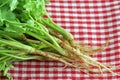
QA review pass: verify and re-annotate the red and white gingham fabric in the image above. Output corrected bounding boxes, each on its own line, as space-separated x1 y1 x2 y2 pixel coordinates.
0 0 120 80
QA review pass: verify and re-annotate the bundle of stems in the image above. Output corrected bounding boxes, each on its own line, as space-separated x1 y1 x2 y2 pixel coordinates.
0 0 116 79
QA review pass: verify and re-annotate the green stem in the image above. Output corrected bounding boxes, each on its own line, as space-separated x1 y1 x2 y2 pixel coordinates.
41 17 73 41
0 53 38 60
0 50 20 53
0 56 8 61
28 13 61 48
26 31 66 55
36 22 60 47
0 57 11 64
0 39 34 53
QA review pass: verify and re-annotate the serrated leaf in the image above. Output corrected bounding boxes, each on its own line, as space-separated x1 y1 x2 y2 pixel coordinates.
23 0 47 19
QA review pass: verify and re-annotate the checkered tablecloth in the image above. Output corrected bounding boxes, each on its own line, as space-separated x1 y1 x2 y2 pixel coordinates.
0 0 120 80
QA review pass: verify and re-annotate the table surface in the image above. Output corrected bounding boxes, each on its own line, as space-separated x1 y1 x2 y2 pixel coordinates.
0 0 120 80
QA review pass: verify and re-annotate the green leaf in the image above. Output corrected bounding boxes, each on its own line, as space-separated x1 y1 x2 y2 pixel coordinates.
0 6 16 21
9 0 19 11
0 0 9 7
23 0 33 12
23 0 47 19
4 22 26 36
